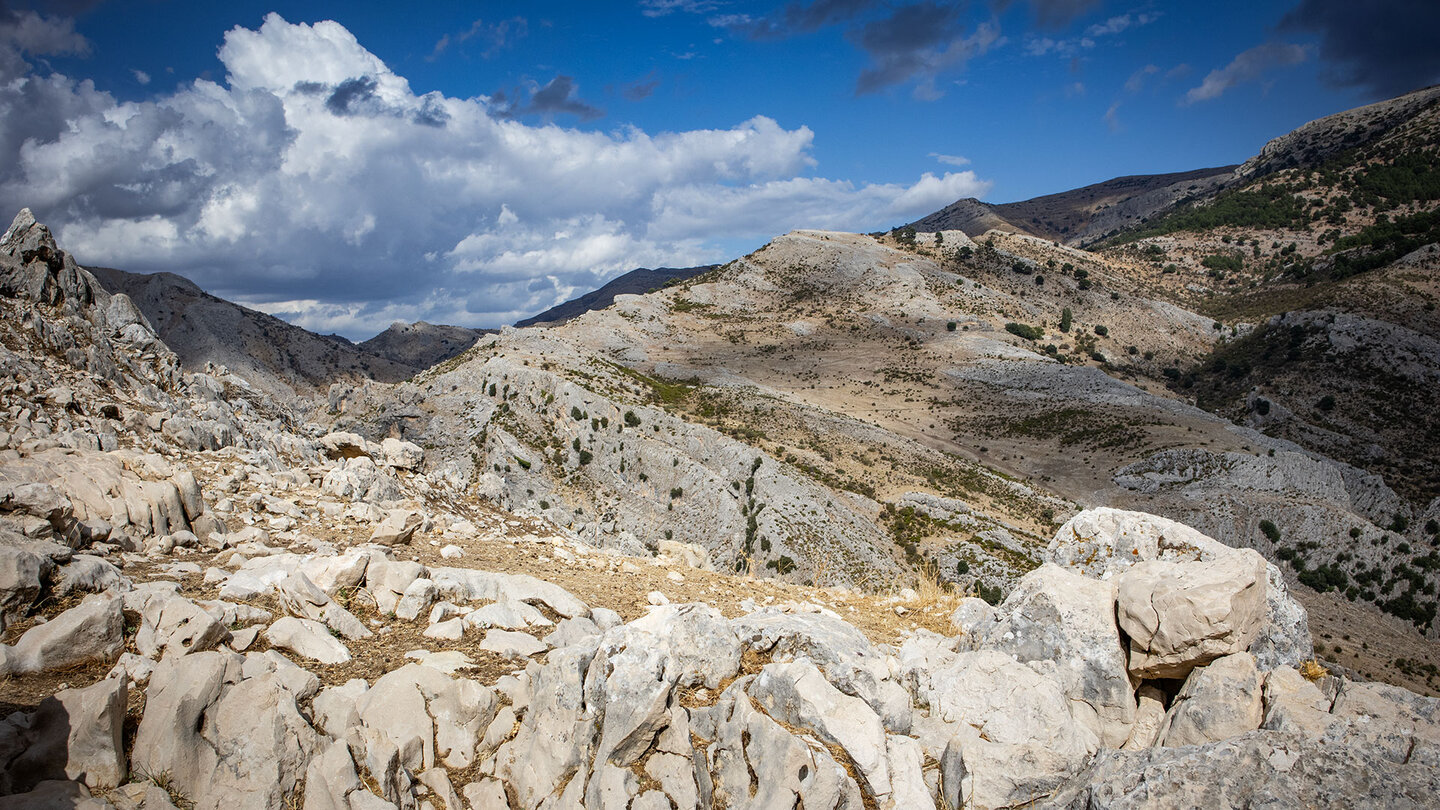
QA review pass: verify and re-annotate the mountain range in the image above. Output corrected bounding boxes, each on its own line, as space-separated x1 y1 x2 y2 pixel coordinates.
0 83 1438 809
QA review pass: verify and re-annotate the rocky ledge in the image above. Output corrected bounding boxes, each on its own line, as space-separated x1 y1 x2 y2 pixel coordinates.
2 501 1437 810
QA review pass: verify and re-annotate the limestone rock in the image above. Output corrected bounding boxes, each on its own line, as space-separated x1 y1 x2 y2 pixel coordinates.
749 659 891 800
1048 507 1312 670
380 438 425 470
479 629 546 658
983 563 1134 746
429 566 589 618
1043 729 1440 809
733 604 910 733
1116 551 1267 679
7 675 127 791
265 616 351 664
702 678 864 810
0 545 47 628
1157 652 1264 747
1 592 124 675
371 508 423 546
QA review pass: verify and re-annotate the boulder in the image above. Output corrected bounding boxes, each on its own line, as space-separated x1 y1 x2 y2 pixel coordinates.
7 675 127 790
0 545 47 628
1157 652 1264 747
0 592 124 675
748 659 892 800
732 603 910 733
380 438 425 470
982 564 1135 746
357 663 498 772
479 629 547 658
319 432 372 460
701 678 864 810
132 651 321 810
1116 551 1267 679
1048 507 1312 670
265 617 351 664
430 567 589 618
495 639 601 809
370 509 423 546
1261 666 1336 739
1043 729 1440 809
131 594 229 659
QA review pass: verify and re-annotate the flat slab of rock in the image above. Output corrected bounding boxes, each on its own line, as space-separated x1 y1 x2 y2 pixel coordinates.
265 616 351 664
479 629 547 658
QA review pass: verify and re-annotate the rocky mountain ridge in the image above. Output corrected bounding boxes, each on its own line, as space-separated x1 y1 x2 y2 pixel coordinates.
1 194 1439 808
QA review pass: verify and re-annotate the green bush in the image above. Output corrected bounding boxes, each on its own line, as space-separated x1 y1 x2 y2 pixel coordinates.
1005 322 1044 341
670 486 684 499
624 410 641 427
1093 324 1108 337
577 450 593 465
1059 307 1072 333
946 321 957 332
1201 253 1244 274
1259 519 1281 543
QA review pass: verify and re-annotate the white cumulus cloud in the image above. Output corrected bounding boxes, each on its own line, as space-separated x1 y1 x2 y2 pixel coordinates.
0 13 989 338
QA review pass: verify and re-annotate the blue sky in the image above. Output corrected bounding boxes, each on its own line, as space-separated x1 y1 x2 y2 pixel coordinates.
1 1 1436 338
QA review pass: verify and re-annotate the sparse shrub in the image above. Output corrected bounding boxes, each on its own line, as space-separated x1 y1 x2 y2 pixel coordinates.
1317 394 1336 411
539 500 550 510
946 321 957 332
624 410 641 427
1259 519 1281 543
1254 398 1271 416
670 486 684 499
1391 514 1410 533
514 456 531 470
578 450 593 465
570 405 584 420
956 559 970 575
1093 324 1108 337
1059 307 1072 333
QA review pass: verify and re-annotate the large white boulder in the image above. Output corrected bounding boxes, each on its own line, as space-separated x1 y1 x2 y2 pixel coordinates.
983 564 1135 746
1116 551 1267 679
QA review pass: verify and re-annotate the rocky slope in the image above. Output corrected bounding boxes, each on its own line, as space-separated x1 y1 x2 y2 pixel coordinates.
1 211 1440 808
359 321 490 370
515 265 715 327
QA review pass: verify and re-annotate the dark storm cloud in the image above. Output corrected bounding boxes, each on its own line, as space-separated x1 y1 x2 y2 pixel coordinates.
725 0 881 39
325 76 379 116
1280 0 1440 100
494 75 604 121
994 0 1099 29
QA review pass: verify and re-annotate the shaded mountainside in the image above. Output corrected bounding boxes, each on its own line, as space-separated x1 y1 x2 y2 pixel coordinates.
515 265 715 327
909 166 1235 246
88 265 420 398
358 320 491 369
